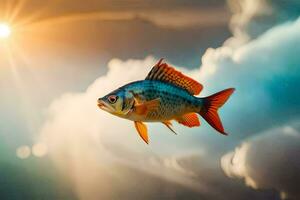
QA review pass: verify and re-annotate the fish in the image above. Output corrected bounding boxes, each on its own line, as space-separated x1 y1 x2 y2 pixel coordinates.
97 59 235 144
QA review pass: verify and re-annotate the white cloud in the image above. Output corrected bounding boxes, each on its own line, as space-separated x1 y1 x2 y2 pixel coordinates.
196 17 300 138
36 54 272 199
190 9 300 200
37 56 215 199
221 121 300 200
204 14 300 199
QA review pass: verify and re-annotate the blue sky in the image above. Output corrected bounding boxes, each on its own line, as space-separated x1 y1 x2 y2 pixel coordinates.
0 0 300 199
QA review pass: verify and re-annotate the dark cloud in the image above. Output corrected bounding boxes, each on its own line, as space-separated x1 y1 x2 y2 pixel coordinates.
228 0 300 45
0 0 228 16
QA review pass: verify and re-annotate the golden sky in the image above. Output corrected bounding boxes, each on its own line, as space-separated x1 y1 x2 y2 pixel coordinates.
0 0 300 200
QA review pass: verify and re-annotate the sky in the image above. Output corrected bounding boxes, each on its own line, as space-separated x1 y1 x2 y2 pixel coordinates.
0 0 300 199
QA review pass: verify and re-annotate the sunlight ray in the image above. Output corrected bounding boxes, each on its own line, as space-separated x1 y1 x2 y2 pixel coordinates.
10 39 42 84
4 0 13 20
7 0 27 23
4 42 22 89
5 40 40 135
11 10 44 31
24 11 134 29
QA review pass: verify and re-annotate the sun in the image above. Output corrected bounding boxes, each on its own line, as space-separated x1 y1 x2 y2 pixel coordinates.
0 23 11 38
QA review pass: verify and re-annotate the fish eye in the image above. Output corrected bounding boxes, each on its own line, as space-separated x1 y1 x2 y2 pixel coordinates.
107 95 118 104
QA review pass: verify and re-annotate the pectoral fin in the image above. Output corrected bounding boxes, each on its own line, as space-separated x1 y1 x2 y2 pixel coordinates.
162 121 177 135
134 121 149 144
134 98 160 115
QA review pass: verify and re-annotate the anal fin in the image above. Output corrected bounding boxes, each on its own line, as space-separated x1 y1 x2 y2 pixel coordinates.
176 113 200 128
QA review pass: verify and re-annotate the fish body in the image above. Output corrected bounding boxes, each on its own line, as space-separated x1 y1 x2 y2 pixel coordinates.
114 80 201 122
97 59 235 144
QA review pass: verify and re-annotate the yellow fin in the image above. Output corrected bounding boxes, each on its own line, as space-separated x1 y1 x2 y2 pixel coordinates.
162 121 177 135
145 58 203 95
134 98 160 115
134 121 149 144
175 113 200 127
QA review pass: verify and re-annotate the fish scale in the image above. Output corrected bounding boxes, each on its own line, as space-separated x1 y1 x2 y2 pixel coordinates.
120 80 199 121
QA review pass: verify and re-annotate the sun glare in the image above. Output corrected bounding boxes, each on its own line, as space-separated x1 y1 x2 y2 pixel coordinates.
0 23 11 38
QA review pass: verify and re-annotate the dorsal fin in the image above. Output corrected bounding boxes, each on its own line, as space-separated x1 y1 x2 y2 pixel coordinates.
145 58 203 95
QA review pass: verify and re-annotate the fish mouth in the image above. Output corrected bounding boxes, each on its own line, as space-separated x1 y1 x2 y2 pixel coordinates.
97 102 105 108
97 100 114 112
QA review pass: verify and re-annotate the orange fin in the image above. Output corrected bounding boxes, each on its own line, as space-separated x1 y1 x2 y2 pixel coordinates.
199 88 235 135
145 58 203 95
134 121 149 144
134 98 160 115
162 121 177 135
175 113 200 127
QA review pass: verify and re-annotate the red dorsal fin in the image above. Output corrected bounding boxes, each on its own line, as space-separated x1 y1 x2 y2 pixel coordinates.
175 113 200 127
146 59 203 95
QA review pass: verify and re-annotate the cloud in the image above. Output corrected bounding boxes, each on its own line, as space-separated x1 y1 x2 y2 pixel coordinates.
175 6 300 199
36 57 217 199
196 17 300 137
27 9 229 29
221 121 300 200
212 5 300 198
6 0 229 29
226 0 300 46
35 1 300 199
36 55 274 200
227 0 273 46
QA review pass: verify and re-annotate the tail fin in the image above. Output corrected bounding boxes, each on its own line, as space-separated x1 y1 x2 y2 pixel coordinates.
199 88 235 135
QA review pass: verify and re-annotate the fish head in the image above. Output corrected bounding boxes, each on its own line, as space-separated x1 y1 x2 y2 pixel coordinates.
97 89 134 116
